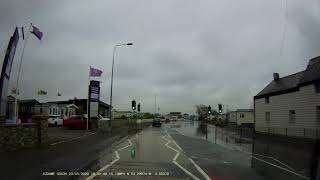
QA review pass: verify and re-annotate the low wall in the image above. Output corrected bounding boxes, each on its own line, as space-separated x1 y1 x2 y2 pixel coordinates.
0 124 38 151
0 115 48 151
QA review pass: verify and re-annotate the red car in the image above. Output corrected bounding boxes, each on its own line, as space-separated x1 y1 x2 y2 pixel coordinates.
63 115 90 129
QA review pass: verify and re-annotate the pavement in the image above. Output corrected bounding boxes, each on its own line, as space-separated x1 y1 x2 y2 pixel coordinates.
0 120 313 180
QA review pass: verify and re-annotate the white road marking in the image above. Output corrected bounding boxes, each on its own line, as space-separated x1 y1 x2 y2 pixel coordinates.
85 139 133 180
236 147 295 171
173 161 201 180
50 132 96 146
251 156 308 180
163 134 200 180
189 158 212 180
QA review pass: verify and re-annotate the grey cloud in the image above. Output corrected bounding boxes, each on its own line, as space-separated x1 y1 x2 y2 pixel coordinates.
1 0 320 114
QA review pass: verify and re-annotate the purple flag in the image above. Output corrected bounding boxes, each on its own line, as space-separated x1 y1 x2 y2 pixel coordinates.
90 67 103 77
31 25 43 40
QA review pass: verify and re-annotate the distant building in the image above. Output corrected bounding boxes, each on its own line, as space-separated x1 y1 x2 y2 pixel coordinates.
209 114 226 121
47 98 111 118
228 109 254 127
113 111 134 118
170 112 181 116
46 103 78 120
254 56 320 138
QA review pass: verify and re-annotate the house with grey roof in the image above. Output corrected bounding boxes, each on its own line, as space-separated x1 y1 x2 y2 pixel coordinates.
228 109 254 127
254 56 320 139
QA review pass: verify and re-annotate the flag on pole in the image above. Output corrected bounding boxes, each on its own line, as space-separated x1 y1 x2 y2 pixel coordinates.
90 67 103 77
31 25 43 40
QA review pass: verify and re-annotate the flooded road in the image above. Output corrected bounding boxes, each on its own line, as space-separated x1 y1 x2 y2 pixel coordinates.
79 120 311 180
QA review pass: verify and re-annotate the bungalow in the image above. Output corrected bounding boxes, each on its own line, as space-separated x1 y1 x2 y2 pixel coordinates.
47 98 111 118
113 110 134 119
254 56 320 139
228 109 254 127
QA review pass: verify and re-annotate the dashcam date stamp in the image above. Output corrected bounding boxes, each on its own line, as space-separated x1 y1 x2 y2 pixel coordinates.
42 171 169 176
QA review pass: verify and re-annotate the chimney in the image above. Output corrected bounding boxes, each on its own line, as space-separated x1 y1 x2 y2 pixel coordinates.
273 73 280 81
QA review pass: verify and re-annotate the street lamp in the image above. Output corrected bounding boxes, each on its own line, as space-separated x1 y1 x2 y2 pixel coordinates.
109 42 133 129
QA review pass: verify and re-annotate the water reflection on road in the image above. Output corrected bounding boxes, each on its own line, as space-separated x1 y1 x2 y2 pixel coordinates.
167 120 253 152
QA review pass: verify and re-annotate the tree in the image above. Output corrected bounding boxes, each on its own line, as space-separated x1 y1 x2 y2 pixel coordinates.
196 104 218 121
196 104 208 121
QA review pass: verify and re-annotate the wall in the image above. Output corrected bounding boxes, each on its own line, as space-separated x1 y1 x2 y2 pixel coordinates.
0 115 48 151
236 111 254 125
255 84 320 137
0 124 38 151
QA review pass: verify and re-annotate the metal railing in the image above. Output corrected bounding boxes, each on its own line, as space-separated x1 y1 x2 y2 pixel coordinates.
255 127 320 139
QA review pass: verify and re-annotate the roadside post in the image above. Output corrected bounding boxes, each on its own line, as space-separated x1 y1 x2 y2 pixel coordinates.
215 126 217 144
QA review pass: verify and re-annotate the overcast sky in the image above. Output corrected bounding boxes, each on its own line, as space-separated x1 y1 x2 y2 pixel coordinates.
0 0 320 114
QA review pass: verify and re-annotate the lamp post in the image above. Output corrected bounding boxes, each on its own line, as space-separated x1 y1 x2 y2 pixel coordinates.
109 43 133 130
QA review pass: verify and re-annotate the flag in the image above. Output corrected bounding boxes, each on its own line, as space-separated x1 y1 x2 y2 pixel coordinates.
31 25 43 40
37 90 47 95
90 67 103 77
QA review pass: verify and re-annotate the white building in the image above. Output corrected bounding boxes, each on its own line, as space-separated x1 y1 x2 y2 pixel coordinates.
46 103 78 120
228 109 254 127
254 56 320 139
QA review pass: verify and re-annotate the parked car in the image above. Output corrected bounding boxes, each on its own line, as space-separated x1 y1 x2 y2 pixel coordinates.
152 118 162 127
165 118 170 123
48 116 63 126
63 115 90 129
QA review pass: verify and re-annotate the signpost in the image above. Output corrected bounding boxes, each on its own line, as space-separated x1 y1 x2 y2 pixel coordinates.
88 80 100 129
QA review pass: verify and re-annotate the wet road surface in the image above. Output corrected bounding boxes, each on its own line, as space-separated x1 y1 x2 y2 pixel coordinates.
85 125 204 180
82 120 310 180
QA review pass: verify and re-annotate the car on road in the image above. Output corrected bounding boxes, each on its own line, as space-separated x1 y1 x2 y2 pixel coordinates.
48 116 63 126
63 115 90 129
165 118 170 123
152 118 162 127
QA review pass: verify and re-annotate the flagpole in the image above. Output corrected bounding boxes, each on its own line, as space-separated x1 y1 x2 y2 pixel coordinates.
87 66 90 130
14 23 32 119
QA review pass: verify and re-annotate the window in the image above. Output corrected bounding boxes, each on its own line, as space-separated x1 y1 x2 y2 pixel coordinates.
265 112 270 123
289 110 296 123
265 97 270 104
61 109 64 116
49 108 52 114
315 82 320 93
40 108 42 113
240 113 245 118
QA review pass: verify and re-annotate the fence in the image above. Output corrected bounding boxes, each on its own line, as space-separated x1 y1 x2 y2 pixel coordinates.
255 127 320 139
203 125 319 153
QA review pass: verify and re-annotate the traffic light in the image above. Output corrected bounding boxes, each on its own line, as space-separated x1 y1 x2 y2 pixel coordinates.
132 100 136 110
208 105 211 114
218 103 222 114
137 103 141 112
